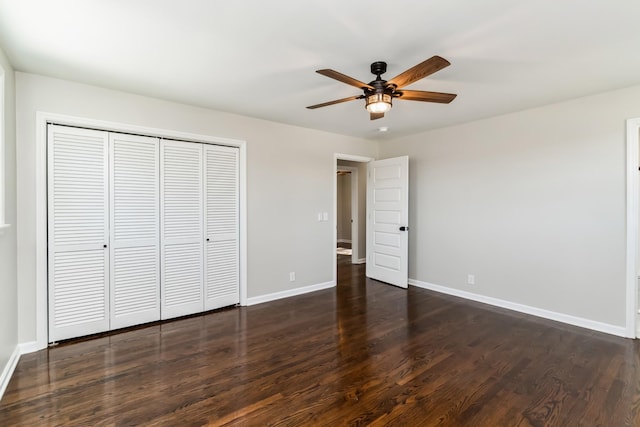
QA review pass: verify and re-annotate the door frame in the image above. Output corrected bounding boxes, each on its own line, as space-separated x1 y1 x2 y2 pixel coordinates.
33 111 247 351
625 117 640 338
334 154 374 286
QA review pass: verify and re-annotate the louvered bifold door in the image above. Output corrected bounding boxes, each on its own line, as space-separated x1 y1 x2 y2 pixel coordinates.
48 125 110 342
160 140 204 319
109 133 160 329
204 145 240 310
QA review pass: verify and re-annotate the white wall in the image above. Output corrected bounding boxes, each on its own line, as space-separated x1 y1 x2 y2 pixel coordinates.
379 84 640 328
14 71 640 347
0 46 17 395
15 72 376 344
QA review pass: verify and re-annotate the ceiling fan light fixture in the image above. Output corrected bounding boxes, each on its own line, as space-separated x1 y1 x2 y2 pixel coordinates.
307 56 456 120
365 93 392 113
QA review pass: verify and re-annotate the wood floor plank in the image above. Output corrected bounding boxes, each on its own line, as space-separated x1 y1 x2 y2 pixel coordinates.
2 255 640 425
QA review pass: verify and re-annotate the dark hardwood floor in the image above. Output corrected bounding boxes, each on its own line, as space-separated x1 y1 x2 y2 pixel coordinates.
2 255 640 426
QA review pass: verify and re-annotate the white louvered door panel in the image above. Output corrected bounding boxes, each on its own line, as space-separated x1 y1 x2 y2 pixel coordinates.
48 125 110 342
204 145 240 310
160 140 204 319
109 133 160 329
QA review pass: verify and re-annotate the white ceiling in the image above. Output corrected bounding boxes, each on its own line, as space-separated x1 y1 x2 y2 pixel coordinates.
1 0 640 140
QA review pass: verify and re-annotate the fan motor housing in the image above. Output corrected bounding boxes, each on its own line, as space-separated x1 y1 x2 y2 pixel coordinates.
365 78 392 97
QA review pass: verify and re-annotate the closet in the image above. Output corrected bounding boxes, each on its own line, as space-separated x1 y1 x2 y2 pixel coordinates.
47 125 239 342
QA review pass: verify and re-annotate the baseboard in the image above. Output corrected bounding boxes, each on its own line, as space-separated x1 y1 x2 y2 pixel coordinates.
19 341 41 355
337 239 352 244
355 258 366 264
246 281 335 306
0 345 20 401
409 279 628 338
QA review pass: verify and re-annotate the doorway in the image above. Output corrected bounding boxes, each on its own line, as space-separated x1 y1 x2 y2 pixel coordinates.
334 154 373 286
336 166 357 264
334 154 410 289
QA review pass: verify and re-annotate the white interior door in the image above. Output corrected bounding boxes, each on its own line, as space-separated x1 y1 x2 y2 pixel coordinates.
204 144 240 310
366 156 409 288
48 125 110 341
109 133 160 329
160 140 204 319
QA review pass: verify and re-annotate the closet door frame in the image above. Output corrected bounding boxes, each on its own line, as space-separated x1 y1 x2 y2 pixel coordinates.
36 112 247 349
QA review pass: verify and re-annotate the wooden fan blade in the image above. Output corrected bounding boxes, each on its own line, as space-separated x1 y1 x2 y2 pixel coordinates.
387 56 450 89
306 95 363 109
370 112 384 120
316 69 374 90
397 90 457 104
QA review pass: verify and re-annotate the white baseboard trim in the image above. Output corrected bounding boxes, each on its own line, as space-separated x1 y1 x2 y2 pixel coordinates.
354 258 366 264
0 345 20 401
246 281 335 306
337 239 352 244
19 341 41 355
409 279 628 338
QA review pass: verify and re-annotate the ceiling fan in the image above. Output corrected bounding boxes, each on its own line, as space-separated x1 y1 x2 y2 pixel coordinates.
307 55 456 120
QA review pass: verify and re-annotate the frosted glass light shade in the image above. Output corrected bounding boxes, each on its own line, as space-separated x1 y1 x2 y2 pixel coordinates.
365 93 392 113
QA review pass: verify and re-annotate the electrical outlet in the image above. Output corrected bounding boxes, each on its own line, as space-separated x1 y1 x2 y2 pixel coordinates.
289 272 296 282
467 274 475 285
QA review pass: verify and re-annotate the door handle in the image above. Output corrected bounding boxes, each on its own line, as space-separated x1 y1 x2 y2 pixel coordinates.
399 226 409 231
